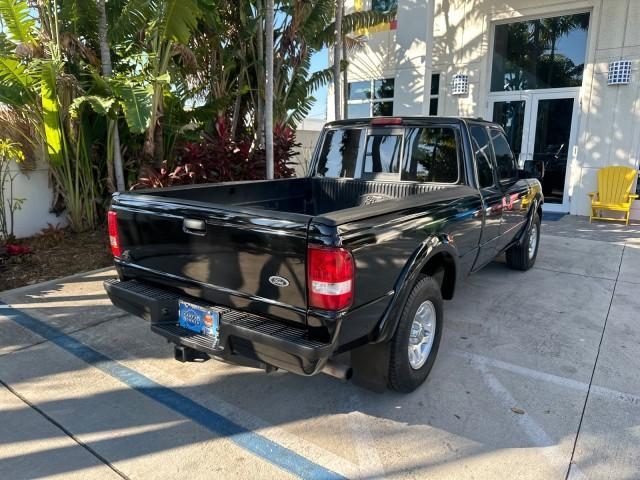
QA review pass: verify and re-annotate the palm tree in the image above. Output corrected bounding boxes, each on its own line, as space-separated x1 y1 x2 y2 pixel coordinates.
265 0 274 179
333 0 344 120
97 0 125 192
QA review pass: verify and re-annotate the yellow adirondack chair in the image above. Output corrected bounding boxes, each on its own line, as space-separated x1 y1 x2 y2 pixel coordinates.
589 166 638 225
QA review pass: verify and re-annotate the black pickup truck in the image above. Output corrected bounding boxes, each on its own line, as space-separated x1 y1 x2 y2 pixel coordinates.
105 117 543 392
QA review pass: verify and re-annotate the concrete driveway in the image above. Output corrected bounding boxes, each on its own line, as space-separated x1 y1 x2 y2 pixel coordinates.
1 215 639 479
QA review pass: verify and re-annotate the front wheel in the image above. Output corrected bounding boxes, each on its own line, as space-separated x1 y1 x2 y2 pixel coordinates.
506 212 541 271
388 276 443 393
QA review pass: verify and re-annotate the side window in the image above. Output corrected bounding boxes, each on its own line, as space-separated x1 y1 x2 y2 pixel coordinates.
490 129 517 184
470 126 495 188
402 127 459 183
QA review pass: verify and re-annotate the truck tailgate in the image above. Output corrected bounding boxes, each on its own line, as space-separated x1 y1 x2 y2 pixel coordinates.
112 197 310 325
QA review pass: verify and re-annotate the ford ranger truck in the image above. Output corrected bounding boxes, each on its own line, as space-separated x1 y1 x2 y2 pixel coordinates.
104 117 543 392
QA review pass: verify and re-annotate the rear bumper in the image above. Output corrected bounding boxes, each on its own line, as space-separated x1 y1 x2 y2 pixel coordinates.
104 279 334 375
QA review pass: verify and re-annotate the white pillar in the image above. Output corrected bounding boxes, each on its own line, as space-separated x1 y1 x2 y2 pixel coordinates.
393 0 435 116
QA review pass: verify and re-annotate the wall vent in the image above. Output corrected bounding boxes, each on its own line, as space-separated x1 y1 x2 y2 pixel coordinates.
451 74 469 95
608 60 631 85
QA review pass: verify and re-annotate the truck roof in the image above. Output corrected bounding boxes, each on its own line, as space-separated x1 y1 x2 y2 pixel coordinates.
323 116 496 128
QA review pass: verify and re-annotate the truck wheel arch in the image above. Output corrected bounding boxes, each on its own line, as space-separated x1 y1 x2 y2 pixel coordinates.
420 251 456 300
371 238 459 343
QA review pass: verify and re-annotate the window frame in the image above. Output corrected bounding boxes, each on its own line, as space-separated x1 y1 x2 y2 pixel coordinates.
313 123 463 185
360 127 405 181
347 78 395 119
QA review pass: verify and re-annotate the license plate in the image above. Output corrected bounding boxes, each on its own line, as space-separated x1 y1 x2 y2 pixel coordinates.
178 300 221 345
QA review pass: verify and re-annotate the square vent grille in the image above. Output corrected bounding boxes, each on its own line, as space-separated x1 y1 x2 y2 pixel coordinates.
608 60 632 85
451 74 469 95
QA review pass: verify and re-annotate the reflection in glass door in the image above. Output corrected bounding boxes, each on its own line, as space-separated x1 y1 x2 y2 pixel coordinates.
490 91 578 211
492 100 527 166
530 97 575 204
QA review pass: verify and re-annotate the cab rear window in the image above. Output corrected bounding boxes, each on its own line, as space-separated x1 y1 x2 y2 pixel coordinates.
314 126 459 183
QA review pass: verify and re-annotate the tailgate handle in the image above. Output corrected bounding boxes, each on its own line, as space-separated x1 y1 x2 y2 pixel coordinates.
183 218 206 235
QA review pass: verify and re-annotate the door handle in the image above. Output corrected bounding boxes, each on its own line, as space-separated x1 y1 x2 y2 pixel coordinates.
183 218 206 235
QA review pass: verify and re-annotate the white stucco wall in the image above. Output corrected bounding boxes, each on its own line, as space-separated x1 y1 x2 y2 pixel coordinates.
334 0 640 219
2 161 65 239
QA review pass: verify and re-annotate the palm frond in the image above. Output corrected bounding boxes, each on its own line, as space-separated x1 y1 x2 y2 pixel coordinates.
60 0 98 38
313 9 397 48
41 62 63 167
0 56 34 89
111 79 153 134
0 0 35 46
108 0 152 44
159 0 202 44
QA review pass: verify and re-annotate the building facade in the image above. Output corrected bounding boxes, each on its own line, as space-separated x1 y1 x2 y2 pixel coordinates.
328 0 640 219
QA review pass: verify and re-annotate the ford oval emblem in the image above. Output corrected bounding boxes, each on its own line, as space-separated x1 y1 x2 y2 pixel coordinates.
269 275 290 287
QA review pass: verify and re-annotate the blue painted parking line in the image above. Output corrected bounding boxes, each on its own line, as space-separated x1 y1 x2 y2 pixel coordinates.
0 301 345 480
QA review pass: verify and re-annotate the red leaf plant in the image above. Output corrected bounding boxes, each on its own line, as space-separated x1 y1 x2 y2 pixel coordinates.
133 118 298 189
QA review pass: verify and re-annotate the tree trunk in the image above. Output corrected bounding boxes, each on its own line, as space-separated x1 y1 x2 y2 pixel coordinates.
342 41 348 119
333 0 344 120
97 0 125 192
256 0 265 148
265 0 274 179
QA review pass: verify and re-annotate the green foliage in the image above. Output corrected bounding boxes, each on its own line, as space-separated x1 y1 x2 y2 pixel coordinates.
0 57 33 90
0 0 36 46
158 0 202 44
40 62 63 167
71 95 116 117
60 0 98 38
0 139 26 240
112 81 154 133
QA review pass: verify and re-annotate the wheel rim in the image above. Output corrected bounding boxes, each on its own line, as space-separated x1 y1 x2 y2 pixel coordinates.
528 223 538 260
408 300 436 370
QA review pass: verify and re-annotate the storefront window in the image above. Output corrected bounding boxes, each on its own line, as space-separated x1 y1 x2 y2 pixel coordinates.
491 13 590 91
347 78 394 118
429 74 440 115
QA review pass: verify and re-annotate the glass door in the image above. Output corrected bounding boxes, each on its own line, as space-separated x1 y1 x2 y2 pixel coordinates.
490 95 531 169
489 89 579 212
525 92 579 211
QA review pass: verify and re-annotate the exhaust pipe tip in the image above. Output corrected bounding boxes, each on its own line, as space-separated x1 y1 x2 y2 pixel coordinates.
321 360 353 381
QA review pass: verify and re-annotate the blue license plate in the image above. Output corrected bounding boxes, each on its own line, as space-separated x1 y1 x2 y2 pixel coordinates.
178 300 221 344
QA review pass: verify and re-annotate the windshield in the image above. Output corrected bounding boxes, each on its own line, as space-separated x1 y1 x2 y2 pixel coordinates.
314 127 460 183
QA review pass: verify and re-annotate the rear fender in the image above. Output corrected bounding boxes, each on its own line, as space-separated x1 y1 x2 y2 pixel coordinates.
370 234 459 344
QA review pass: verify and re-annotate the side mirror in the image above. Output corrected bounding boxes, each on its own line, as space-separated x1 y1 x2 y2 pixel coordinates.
521 160 544 181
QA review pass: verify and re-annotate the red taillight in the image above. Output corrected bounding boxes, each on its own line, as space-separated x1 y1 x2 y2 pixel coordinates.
371 117 402 126
107 210 122 258
307 246 354 311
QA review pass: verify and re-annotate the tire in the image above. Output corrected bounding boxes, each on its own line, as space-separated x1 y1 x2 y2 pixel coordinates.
388 276 443 393
506 212 541 271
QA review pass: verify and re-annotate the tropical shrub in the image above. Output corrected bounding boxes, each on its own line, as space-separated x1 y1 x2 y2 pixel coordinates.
0 139 26 241
134 119 297 188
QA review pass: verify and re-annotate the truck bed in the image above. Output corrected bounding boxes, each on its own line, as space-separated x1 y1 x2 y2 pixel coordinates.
143 177 450 218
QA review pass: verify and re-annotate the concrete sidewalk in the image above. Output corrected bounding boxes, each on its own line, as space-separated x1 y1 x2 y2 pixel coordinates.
1 215 639 479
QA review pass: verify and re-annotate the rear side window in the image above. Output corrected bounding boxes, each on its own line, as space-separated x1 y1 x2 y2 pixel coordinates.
402 127 459 183
363 134 401 174
470 125 495 188
490 129 517 184
315 129 365 178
